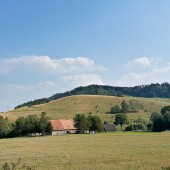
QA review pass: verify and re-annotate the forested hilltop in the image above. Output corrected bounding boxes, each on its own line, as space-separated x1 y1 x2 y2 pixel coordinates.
15 82 170 109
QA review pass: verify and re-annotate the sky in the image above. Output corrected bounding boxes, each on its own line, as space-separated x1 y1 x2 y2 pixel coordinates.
0 0 170 111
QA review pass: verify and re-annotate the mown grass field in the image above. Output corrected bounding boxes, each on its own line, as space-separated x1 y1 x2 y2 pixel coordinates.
3 95 170 123
0 132 170 170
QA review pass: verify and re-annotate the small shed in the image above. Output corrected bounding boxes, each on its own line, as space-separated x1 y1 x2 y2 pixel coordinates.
49 119 77 135
104 123 117 132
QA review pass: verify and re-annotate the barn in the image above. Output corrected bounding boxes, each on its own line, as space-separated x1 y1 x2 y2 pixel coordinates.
104 123 117 132
49 119 77 135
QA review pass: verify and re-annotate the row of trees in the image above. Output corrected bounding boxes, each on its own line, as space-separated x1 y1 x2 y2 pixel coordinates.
0 112 52 138
50 82 170 101
111 100 143 114
15 98 49 109
73 114 103 133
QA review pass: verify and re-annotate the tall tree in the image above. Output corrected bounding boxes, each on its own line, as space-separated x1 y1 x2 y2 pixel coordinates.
150 112 164 132
121 100 129 113
0 116 12 138
115 113 128 130
161 105 170 115
162 112 170 130
38 112 53 136
87 115 103 132
73 114 89 133
25 114 40 135
14 117 27 136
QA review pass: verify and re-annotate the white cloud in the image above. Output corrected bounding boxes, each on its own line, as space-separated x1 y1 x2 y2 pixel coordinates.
61 74 104 87
0 73 104 111
0 56 106 74
0 56 107 111
116 57 170 86
125 57 151 68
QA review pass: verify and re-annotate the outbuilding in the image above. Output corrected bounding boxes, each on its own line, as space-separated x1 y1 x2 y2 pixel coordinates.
104 123 117 132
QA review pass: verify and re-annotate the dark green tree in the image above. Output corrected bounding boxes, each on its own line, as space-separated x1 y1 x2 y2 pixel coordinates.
73 114 89 133
115 113 128 130
14 117 27 136
25 114 40 135
111 105 121 114
38 112 53 136
162 112 170 130
161 105 170 115
87 115 103 132
150 112 164 132
121 100 129 113
0 116 12 138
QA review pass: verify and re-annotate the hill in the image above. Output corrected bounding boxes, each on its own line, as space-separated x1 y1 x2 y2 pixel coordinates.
4 95 170 123
15 82 170 109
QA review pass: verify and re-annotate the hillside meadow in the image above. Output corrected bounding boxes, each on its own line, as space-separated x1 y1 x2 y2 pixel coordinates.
0 132 170 170
2 95 170 123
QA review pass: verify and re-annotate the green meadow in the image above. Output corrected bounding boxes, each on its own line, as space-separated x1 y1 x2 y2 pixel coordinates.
3 95 170 123
0 132 170 170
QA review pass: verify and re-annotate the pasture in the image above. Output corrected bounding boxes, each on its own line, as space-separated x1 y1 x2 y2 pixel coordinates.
3 95 170 123
0 132 170 170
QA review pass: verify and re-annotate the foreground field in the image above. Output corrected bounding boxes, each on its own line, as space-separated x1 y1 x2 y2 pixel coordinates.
0 132 170 170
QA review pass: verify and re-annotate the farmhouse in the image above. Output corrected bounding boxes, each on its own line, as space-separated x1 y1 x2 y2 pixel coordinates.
104 123 117 132
49 119 77 135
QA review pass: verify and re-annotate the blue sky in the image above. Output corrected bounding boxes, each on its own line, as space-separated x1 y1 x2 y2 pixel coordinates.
0 0 170 111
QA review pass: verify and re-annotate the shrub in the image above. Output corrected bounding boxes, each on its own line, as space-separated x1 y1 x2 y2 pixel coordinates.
125 123 147 131
1 159 36 170
111 105 121 114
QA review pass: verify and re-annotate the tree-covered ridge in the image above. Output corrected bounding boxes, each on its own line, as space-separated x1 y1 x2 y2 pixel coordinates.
15 82 170 109
50 82 170 100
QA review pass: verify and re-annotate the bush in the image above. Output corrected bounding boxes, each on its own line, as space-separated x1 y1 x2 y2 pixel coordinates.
1 159 36 170
125 123 147 131
111 105 121 114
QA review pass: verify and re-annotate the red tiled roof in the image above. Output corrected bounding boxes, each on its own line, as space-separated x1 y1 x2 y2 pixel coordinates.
49 119 77 131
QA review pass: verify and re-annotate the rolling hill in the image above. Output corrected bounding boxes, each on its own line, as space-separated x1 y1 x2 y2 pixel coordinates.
3 95 170 123
15 82 170 109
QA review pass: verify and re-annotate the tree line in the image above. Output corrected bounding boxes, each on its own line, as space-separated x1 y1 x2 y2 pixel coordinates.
0 112 52 138
15 98 49 109
15 82 170 109
49 82 170 99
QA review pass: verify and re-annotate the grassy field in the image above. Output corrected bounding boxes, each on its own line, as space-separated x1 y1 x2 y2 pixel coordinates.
0 132 170 170
2 95 170 123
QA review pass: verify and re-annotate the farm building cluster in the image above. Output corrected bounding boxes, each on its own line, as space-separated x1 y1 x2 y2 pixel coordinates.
49 119 117 135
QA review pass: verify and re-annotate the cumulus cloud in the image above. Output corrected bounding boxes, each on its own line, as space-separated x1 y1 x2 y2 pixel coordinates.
125 57 152 68
0 56 106 111
0 73 104 111
61 74 104 87
116 57 170 86
0 56 106 74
